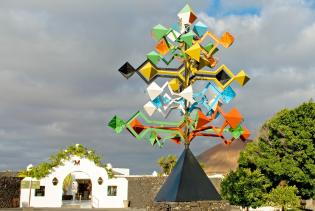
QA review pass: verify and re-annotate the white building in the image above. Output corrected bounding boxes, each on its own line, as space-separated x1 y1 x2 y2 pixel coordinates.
20 155 129 208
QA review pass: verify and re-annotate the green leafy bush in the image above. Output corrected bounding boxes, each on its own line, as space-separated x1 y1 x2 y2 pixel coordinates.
18 144 113 179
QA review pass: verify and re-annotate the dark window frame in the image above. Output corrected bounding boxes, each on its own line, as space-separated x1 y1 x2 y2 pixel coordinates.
35 186 45 197
107 186 117 196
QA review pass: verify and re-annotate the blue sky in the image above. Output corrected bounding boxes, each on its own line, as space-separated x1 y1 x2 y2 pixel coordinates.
207 0 261 17
0 0 314 174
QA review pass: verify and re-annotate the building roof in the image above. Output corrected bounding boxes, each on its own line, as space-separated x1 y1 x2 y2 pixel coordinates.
197 139 252 175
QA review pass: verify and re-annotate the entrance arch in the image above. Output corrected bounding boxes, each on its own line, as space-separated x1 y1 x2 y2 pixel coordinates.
62 171 92 207
46 156 109 208
20 152 128 208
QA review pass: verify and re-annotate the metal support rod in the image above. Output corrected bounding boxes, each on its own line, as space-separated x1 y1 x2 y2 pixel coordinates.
183 42 190 148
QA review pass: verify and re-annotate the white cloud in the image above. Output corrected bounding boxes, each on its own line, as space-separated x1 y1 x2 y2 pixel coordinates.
0 0 314 173
199 0 315 134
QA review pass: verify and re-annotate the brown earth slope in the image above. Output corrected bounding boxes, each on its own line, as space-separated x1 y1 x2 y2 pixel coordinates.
197 140 251 175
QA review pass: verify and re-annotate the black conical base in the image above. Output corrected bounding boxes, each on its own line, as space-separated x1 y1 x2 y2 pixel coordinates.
155 148 221 202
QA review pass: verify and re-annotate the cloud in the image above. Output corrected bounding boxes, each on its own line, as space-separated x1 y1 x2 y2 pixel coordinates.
199 0 315 134
0 0 314 174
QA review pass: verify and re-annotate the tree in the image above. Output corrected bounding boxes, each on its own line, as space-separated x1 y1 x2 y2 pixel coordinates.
63 174 73 194
239 101 315 199
221 168 271 209
157 154 177 175
267 185 300 211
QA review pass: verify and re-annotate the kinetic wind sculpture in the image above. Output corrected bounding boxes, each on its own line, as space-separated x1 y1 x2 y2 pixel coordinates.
108 5 250 202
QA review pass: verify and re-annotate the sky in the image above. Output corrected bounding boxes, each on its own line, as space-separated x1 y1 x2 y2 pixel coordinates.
0 0 314 174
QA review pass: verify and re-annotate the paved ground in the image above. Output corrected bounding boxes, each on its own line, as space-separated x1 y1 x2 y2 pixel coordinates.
0 209 238 211
0 205 241 211
0 207 242 211
0 209 146 211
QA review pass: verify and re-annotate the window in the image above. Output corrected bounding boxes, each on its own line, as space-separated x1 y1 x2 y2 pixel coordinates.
52 177 58 186
98 177 103 185
107 186 117 196
35 186 45 197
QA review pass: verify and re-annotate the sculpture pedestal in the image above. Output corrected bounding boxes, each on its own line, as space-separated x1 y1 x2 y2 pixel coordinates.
155 147 221 202
148 201 230 211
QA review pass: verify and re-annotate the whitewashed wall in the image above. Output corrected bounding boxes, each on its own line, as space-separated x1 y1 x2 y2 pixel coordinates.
20 156 128 208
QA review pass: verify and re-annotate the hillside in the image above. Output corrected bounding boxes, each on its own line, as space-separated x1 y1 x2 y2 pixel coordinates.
197 140 251 175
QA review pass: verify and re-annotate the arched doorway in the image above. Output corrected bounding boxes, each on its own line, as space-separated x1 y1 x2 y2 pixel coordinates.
62 171 92 208
20 149 128 208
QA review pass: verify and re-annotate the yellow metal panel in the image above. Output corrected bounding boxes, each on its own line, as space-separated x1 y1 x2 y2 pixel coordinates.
139 62 157 81
185 43 201 62
234 70 250 86
168 78 181 92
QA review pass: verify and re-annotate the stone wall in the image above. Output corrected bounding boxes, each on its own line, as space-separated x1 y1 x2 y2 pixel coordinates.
0 174 224 209
0 175 22 208
0 175 164 209
126 176 224 210
148 201 230 211
127 176 166 208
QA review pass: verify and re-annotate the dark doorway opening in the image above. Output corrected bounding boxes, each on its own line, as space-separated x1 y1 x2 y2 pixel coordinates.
76 179 92 200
